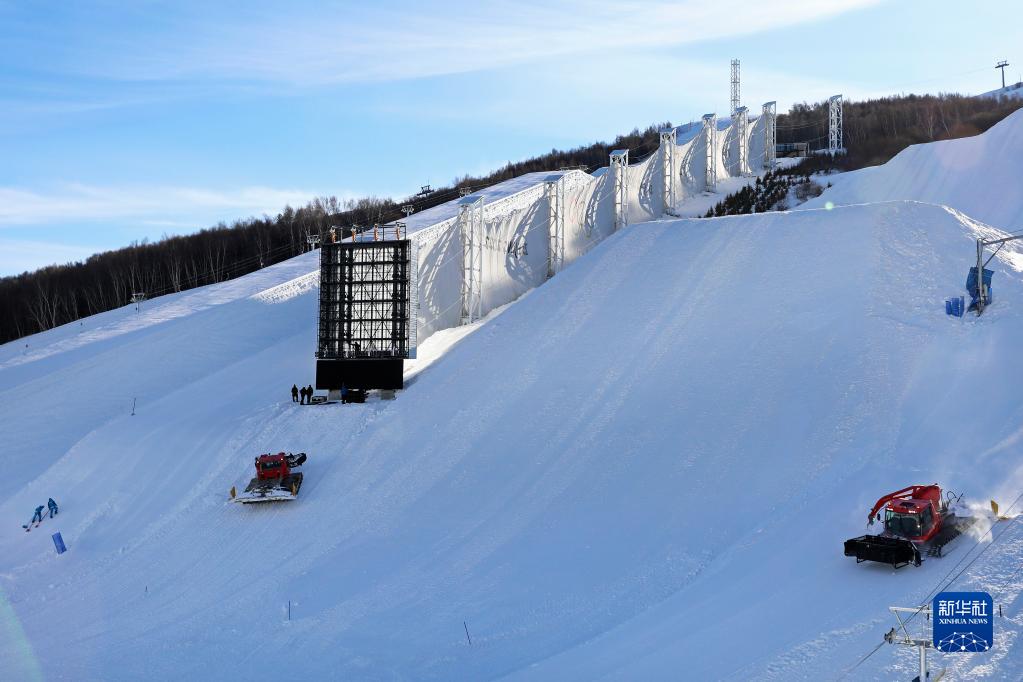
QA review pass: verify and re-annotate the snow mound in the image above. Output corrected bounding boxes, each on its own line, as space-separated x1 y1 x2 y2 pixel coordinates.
3 200 1023 681
804 108 1023 234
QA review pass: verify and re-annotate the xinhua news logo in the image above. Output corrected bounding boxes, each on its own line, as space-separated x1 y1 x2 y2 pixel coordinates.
932 591 993 653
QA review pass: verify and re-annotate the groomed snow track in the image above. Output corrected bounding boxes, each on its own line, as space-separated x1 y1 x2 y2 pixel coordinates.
3 114 1023 682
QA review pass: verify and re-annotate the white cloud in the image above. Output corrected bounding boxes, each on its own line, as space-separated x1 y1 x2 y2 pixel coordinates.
380 53 846 143
48 0 882 86
0 184 323 226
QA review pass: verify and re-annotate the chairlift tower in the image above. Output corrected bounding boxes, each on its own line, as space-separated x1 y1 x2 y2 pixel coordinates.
996 60 1009 89
545 175 565 278
610 149 629 230
702 114 717 191
828 94 844 154
659 128 678 215
306 231 321 251
730 59 740 115
735 106 749 176
884 605 933 682
974 233 1023 314
763 101 777 169
458 196 483 324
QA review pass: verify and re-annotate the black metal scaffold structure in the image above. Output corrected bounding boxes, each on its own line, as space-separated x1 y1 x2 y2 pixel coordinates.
316 235 417 391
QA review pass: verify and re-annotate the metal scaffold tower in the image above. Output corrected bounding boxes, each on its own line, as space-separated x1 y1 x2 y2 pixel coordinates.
828 94 844 154
730 59 740 115
659 128 677 215
702 114 717 191
734 106 749 176
762 101 777 169
545 175 565 278
458 196 483 325
610 149 629 230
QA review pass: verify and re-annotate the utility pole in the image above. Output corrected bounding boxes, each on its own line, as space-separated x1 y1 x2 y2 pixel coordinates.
996 60 1009 89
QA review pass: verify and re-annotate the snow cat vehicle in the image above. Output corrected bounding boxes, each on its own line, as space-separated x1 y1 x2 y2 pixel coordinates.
230 452 306 504
844 484 976 568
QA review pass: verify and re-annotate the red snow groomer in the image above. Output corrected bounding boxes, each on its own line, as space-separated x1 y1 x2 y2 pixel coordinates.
844 484 976 568
230 452 306 504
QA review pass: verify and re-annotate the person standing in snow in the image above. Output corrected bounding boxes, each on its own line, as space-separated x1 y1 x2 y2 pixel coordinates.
306 385 314 404
291 384 299 403
48 498 58 518
299 386 308 405
31 505 44 524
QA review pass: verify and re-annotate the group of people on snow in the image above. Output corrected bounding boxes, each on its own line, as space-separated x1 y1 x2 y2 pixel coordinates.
30 498 58 524
291 384 315 405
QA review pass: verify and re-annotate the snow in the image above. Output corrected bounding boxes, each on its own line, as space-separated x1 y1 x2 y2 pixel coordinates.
804 108 1023 235
977 81 1023 102
4 104 1023 682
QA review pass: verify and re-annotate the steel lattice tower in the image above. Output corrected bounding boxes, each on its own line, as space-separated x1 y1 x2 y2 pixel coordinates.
610 150 629 230
545 175 565 278
702 114 717 191
458 196 483 324
659 128 677 215
828 94 843 154
730 59 740 115
735 106 749 176
762 101 777 169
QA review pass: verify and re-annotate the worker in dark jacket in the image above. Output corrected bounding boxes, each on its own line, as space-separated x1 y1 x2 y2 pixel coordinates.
291 384 299 402
31 505 44 524
305 385 314 404
48 498 58 518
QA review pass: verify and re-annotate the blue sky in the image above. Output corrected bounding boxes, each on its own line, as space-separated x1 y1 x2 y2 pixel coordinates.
1 0 1020 275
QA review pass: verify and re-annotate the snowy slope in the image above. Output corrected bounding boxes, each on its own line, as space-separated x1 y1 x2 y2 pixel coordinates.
978 81 1023 101
3 198 1023 680
0 250 322 493
804 108 1023 234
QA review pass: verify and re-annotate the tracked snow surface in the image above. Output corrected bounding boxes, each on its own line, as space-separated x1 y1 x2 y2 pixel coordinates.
804 108 1023 237
4 126 1023 681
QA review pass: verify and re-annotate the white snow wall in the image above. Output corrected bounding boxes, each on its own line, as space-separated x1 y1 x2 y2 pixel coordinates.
410 116 769 340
